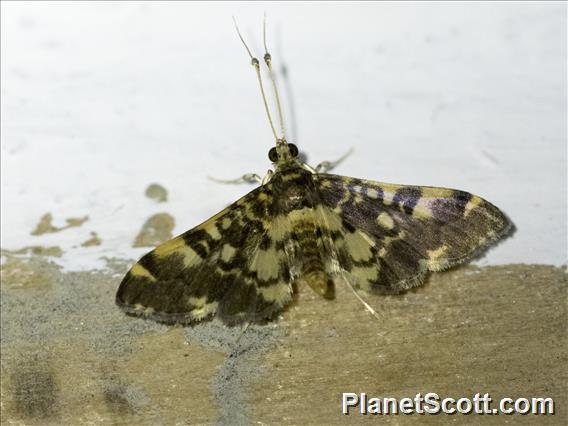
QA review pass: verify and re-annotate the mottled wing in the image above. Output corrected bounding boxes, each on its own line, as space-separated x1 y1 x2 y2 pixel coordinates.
116 184 293 325
316 173 513 292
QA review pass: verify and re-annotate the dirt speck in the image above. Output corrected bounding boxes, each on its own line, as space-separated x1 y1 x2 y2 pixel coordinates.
31 212 89 235
102 376 148 415
10 357 60 420
101 257 131 274
0 253 59 289
65 216 89 227
81 231 102 247
1 246 63 258
145 183 168 202
132 213 175 248
30 213 58 235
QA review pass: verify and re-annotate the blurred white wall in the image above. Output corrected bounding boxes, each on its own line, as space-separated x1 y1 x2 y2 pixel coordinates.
1 2 566 269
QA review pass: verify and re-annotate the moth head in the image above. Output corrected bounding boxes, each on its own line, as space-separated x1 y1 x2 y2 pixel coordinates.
269 139 299 163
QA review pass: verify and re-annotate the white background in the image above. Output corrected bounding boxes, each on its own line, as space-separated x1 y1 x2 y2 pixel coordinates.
1 2 566 270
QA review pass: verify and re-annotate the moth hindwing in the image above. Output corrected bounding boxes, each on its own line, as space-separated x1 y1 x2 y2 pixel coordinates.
116 155 512 325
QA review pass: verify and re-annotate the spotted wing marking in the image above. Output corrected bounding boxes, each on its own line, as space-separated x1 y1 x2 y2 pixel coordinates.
316 173 512 293
116 184 294 325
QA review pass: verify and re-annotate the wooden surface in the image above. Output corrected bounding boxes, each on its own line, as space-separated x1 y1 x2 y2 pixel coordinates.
1 255 566 425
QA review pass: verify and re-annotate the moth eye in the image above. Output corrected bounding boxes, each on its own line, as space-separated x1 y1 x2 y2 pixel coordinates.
268 147 279 162
288 143 299 158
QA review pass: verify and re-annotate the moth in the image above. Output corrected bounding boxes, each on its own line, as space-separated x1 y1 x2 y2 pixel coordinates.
116 21 513 326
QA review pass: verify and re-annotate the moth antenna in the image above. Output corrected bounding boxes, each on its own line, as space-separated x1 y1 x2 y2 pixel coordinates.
263 14 287 141
233 16 279 143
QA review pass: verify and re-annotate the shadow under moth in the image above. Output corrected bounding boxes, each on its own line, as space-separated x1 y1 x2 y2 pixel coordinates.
116 20 513 326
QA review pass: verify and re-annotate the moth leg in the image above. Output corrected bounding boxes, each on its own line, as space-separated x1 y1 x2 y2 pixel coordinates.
314 148 354 173
260 169 274 185
336 273 382 322
235 321 251 344
207 173 263 185
208 170 274 185
301 162 317 173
